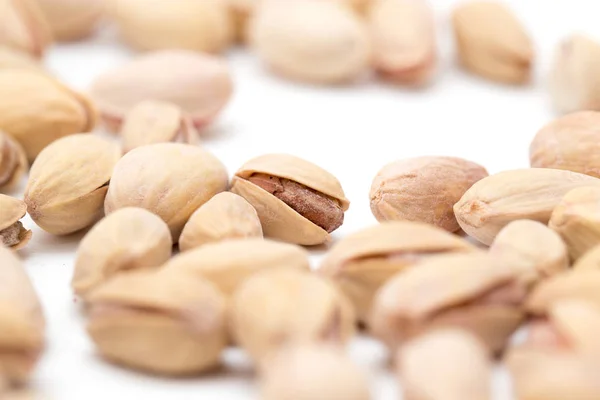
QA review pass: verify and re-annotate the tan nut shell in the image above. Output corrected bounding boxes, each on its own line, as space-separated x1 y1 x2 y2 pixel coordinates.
0 0 52 57
0 195 31 250
0 132 28 192
179 192 262 252
231 269 355 361
545 299 600 354
370 156 488 231
87 270 227 375
104 143 228 242
573 245 600 271
319 221 477 323
0 46 41 71
34 0 103 41
454 168 600 245
72 207 173 299
24 134 121 235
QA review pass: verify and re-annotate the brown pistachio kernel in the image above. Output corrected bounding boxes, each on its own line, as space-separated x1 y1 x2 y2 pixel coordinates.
0 195 31 250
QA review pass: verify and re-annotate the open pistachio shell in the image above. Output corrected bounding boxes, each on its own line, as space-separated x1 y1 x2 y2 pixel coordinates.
0 0 53 58
527 270 600 315
0 195 31 250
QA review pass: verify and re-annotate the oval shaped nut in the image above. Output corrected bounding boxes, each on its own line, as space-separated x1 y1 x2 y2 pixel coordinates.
231 154 349 245
104 143 228 243
0 195 31 250
399 329 491 400
0 0 52 57
34 0 103 41
164 238 309 296
452 1 533 84
0 46 42 71
260 343 371 400
573 245 600 271
24 134 121 235
231 269 355 362
71 207 173 299
368 0 437 86
454 168 600 245
179 192 262 252
249 0 371 84
370 156 488 231
90 50 233 131
0 132 27 192
544 299 600 354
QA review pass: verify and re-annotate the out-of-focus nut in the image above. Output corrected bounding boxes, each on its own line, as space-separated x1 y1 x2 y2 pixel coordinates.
573 245 600 271
0 132 27 192
0 47 41 71
34 0 103 41
526 270 600 314
0 0 52 57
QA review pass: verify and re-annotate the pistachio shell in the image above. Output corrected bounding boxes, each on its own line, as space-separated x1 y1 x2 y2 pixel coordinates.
0 46 41 70
72 207 173 299
34 0 103 41
0 0 52 57
24 134 121 235
0 132 28 192
573 245 600 271
0 195 31 250
547 299 600 354
527 270 600 315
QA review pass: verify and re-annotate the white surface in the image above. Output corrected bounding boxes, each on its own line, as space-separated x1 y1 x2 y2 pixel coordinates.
16 0 600 398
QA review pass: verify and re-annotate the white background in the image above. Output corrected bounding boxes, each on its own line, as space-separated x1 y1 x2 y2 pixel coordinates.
14 0 600 398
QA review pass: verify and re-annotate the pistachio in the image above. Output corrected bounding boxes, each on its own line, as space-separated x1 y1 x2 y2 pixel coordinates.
0 0 52 57
231 154 349 245
454 168 600 245
0 131 27 192
0 47 41 71
399 329 491 400
452 1 533 84
179 192 262 252
260 343 371 400
248 0 371 84
370 156 488 231
71 207 173 299
370 252 526 354
573 245 600 271
104 143 228 242
33 0 103 41
90 50 233 132
0 195 31 250
318 221 477 324
367 0 437 86
530 111 600 178
231 269 355 361
24 134 121 235
87 269 227 375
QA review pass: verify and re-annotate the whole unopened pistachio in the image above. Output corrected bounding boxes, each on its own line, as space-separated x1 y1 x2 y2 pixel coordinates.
0 195 31 250
0 0 52 57
231 269 355 362
231 154 349 245
249 0 371 84
0 47 41 71
573 245 600 271
34 0 103 41
104 143 228 242
526 270 600 314
400 329 491 400
87 269 227 375
72 208 172 299
370 156 488 231
25 134 121 235
530 111 600 178
260 343 371 400
0 132 27 192
452 1 533 84
0 70 97 161
319 221 477 324
454 168 600 245
179 192 262 252
90 50 233 132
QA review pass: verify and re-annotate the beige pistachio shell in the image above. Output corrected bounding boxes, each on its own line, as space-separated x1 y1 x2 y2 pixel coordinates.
34 0 103 41
573 244 600 271
0 195 31 250
0 132 27 193
72 207 173 299
87 269 227 375
24 134 121 235
179 192 262 252
0 0 52 58
546 299 600 354
104 143 228 242
454 168 600 245
0 46 41 71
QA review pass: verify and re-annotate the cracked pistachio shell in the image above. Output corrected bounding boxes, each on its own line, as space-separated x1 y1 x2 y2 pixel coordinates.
87 269 227 375
573 244 600 271
104 143 228 242
179 192 262 252
454 168 600 245
0 46 41 71
231 269 355 362
90 50 233 132
231 153 349 245
24 134 121 235
34 0 103 41
0 70 97 161
0 195 31 250
0 132 27 192
318 221 477 323
72 207 173 299
0 0 52 58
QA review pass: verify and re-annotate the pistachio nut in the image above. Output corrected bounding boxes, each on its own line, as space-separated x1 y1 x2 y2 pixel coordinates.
0 195 31 250
33 0 103 41
231 154 349 245
318 221 477 324
260 343 371 400
370 156 488 231
370 252 526 354
0 70 97 161
179 192 262 252
249 0 371 84
452 1 533 84
72 207 173 299
399 329 491 400
573 245 600 271
526 270 600 314
104 143 228 242
231 269 355 362
0 47 41 71
164 238 309 296
87 269 227 375
120 100 199 153
0 131 27 192
0 0 52 57
454 168 600 245
367 0 437 86
25 134 121 235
